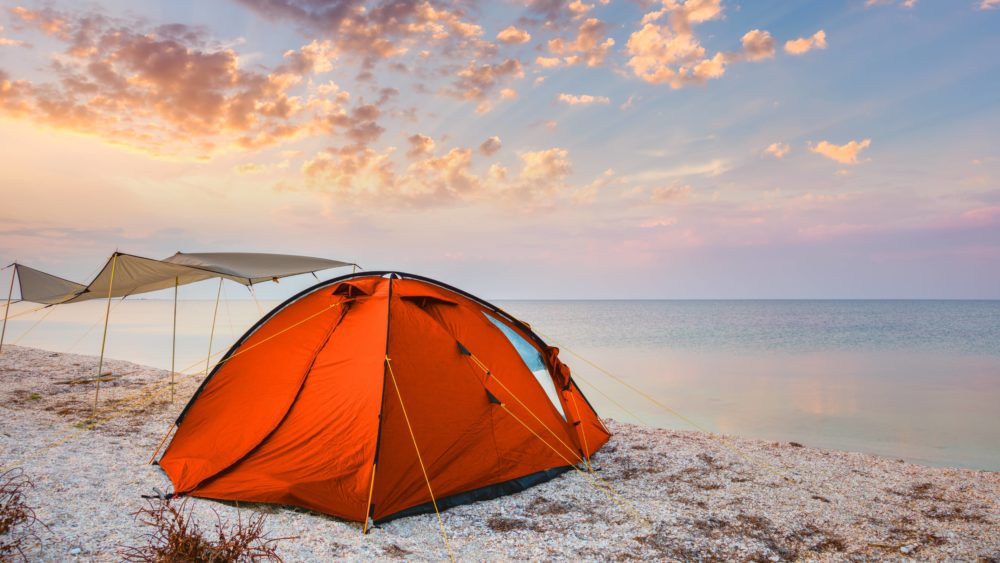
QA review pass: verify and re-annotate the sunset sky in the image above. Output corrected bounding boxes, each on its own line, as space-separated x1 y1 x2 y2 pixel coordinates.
1 0 998 299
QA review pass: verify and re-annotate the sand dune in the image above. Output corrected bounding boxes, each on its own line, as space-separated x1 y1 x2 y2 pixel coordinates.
1 345 997 561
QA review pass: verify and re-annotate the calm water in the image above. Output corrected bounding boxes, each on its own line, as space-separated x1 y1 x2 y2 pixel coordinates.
3 299 999 470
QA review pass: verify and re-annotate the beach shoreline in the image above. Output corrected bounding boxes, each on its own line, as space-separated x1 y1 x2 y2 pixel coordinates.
1 344 997 561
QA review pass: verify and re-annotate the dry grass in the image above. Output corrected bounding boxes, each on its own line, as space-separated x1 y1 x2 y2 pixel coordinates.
0 469 42 561
486 515 536 532
119 498 293 562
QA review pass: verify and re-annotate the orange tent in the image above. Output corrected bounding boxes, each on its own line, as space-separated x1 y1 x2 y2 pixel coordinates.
157 272 609 524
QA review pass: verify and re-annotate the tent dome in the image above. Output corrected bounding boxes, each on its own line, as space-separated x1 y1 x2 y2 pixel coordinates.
158 272 609 523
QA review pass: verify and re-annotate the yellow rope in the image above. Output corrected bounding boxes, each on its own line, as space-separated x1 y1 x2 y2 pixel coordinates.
4 303 49 320
66 297 126 353
535 330 799 485
220 282 236 339
0 369 186 473
461 349 648 529
466 353 582 464
204 278 223 378
385 356 454 562
93 254 118 416
567 390 592 472
498 402 651 529
147 423 176 465
10 305 57 345
3 300 349 473
571 371 653 427
248 285 264 317
362 462 377 534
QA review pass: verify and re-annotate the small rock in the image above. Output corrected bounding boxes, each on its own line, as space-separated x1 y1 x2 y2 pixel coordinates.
69 547 82 555
900 544 916 554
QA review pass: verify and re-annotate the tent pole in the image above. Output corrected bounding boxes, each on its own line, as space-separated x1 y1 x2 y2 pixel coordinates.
94 253 118 418
0 264 15 355
204 278 222 376
171 276 178 403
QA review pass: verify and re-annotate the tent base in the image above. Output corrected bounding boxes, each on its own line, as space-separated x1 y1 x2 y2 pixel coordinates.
376 466 572 523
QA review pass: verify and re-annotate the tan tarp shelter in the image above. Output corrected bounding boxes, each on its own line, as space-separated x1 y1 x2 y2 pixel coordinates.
1 251 356 413
163 252 351 285
11 252 355 305
11 263 87 305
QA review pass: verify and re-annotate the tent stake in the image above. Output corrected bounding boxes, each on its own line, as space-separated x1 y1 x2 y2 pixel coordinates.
204 278 222 377
0 264 15 355
94 253 118 418
171 276 178 403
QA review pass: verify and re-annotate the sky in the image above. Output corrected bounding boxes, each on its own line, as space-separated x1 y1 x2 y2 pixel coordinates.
0 0 998 299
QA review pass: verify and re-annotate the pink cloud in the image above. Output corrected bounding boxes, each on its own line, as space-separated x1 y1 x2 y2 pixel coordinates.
785 30 827 55
0 7 394 158
496 25 531 44
809 139 872 165
556 93 610 105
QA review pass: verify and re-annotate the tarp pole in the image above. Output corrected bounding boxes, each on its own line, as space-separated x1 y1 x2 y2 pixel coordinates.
204 278 222 376
94 253 118 417
171 276 178 403
0 264 15 355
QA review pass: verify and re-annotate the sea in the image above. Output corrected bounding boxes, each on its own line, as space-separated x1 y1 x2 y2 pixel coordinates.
3 298 999 470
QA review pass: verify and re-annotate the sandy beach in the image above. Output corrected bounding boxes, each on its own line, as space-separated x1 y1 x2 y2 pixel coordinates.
1 344 997 561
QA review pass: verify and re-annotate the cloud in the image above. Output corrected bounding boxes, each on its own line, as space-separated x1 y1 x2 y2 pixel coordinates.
784 30 827 55
314 103 387 152
0 7 389 158
297 141 590 208
408 147 479 196
520 147 571 180
556 93 610 105
741 29 775 61
302 146 397 197
572 167 616 203
234 0 487 67
234 162 268 174
624 158 730 183
639 217 677 228
624 1 764 88
979 0 1000 9
406 133 435 158
446 58 524 112
764 142 790 159
535 56 562 68
649 184 692 202
0 25 31 47
961 206 1000 224
545 18 615 67
496 25 531 44
522 0 598 21
479 136 502 155
866 0 917 7
568 0 594 18
809 139 872 165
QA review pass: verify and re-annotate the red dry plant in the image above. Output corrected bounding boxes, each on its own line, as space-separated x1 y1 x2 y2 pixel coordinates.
120 498 292 562
0 468 41 561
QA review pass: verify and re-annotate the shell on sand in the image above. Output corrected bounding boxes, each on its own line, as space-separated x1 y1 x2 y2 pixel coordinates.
1 345 998 561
